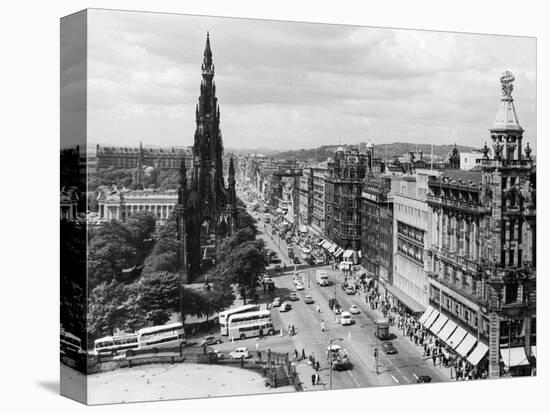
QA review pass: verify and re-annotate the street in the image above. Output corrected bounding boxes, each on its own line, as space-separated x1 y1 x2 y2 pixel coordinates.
224 197 454 390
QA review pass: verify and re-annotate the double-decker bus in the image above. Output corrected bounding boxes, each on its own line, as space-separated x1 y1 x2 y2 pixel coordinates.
93 333 139 356
137 322 186 349
226 310 275 340
60 328 84 355
219 304 261 336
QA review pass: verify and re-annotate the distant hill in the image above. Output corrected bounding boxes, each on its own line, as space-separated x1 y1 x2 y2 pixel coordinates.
226 147 279 156
272 142 478 162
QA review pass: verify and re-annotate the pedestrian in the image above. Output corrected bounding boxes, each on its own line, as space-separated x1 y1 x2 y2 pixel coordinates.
294 349 299 360
315 372 321 385
302 348 306 360
268 348 271 361
317 304 321 313
311 374 316 386
315 361 320 371
321 320 325 332
432 354 436 366
255 341 259 352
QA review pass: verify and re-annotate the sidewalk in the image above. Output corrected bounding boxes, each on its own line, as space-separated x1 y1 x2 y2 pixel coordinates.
293 360 326 391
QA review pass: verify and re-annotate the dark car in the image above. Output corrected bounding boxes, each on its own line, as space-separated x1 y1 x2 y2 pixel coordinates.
416 375 432 383
382 341 397 354
293 257 301 264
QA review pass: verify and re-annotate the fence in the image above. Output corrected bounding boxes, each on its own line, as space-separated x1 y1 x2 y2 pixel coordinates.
73 347 302 391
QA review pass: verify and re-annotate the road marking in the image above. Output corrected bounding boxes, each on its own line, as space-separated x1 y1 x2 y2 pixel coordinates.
391 375 399 384
347 370 361 387
412 373 419 380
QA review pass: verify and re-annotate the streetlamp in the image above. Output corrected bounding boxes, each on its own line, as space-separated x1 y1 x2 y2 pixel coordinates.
329 337 344 389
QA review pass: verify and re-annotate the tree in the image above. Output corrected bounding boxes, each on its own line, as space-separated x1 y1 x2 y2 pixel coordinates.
216 240 265 304
87 280 140 341
134 271 180 326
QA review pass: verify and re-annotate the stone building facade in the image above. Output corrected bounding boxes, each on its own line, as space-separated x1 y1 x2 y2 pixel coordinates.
360 175 393 291
425 72 536 377
325 147 368 253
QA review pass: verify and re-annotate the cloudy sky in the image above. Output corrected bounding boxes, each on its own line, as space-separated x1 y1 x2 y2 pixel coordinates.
85 9 536 152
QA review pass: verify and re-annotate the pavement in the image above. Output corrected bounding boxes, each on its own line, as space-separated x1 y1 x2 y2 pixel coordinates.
79 363 294 405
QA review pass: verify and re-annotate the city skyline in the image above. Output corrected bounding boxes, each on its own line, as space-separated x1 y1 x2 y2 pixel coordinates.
78 9 536 152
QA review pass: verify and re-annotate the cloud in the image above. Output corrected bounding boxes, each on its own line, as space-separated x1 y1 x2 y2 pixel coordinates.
84 9 536 152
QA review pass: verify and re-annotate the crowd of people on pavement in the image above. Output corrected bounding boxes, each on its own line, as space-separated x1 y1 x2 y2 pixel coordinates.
362 284 490 381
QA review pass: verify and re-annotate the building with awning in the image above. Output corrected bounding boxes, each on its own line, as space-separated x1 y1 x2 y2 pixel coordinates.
455 334 477 358
343 249 354 259
429 313 448 335
385 284 425 314
501 347 530 368
467 342 489 366
423 308 440 329
419 306 435 325
447 326 468 350
437 319 457 343
334 247 344 258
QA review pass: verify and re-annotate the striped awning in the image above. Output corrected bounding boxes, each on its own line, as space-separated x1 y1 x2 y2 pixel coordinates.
455 334 477 358
447 326 468 349
429 314 448 335
343 249 354 259
419 306 435 325
437 319 457 342
334 248 344 258
467 342 488 366
423 309 440 329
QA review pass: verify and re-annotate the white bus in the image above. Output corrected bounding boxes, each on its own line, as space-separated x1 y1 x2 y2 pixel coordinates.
219 304 261 336
227 310 275 340
137 322 186 349
60 328 84 355
93 333 139 356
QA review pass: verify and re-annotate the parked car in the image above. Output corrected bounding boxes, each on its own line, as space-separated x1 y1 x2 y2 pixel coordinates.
295 283 304 291
289 292 299 301
416 375 432 383
314 257 325 265
201 335 222 346
280 302 292 312
228 347 249 359
382 342 397 354
304 295 315 304
274 264 281 271
349 305 360 314
272 297 282 307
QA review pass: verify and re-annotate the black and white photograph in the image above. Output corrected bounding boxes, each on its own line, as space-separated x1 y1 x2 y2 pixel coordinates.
57 5 538 407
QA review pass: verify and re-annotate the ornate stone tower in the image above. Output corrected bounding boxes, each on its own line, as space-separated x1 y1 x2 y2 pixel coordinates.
481 72 536 378
175 33 238 283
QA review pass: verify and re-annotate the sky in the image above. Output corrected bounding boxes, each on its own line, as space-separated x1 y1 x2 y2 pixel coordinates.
83 9 537 152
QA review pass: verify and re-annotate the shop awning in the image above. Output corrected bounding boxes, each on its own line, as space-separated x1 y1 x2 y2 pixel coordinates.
423 309 440 329
531 346 537 359
343 249 354 259
467 342 489 366
455 334 477 358
437 319 457 342
501 347 530 367
419 306 435 325
334 248 344 258
429 314 448 335
321 241 331 249
385 284 426 314
447 326 468 349
317 239 326 246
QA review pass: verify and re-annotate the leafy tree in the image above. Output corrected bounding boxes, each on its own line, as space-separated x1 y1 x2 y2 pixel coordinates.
87 280 141 341
158 169 180 190
134 271 180 326
216 240 265 304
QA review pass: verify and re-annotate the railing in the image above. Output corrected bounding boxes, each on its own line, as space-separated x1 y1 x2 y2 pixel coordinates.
431 247 480 274
426 195 485 214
